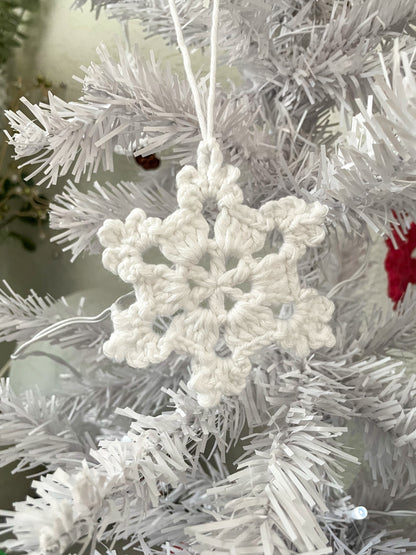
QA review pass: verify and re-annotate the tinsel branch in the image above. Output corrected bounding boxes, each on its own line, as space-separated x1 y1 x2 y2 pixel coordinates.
188 408 356 554
49 177 177 260
0 282 111 350
0 282 73 343
0 407 197 554
0 379 99 473
320 47 416 234
0 382 355 554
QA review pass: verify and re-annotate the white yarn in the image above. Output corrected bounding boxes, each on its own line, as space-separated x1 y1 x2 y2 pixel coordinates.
206 0 220 140
98 140 335 407
167 0 220 141
167 0 207 139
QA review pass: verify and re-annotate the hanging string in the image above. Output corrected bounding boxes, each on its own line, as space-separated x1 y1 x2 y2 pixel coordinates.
167 0 207 139
206 0 220 141
167 0 220 142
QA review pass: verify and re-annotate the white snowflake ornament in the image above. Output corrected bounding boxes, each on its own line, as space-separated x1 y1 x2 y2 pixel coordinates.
98 140 335 407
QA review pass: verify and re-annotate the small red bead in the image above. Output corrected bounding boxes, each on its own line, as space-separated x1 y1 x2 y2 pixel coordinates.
134 153 161 170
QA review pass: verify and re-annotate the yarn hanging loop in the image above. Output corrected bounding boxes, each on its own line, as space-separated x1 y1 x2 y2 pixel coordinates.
167 0 220 143
206 0 220 141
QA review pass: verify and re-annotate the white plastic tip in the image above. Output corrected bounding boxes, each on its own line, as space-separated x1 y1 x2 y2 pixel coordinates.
350 506 368 520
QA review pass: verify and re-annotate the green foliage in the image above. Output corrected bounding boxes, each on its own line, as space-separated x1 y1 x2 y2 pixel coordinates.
0 76 54 251
0 0 40 66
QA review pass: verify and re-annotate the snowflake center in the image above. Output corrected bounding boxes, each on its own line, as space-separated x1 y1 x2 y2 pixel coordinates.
189 250 252 312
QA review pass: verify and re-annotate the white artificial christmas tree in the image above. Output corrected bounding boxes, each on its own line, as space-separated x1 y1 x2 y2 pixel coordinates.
2 1 416 554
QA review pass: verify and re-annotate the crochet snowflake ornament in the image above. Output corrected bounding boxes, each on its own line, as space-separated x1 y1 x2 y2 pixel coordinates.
98 140 335 407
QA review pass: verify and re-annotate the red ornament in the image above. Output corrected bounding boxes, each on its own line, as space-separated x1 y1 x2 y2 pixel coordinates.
134 153 161 170
385 219 416 306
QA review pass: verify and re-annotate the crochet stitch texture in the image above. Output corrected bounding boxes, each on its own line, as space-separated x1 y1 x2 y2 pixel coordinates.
98 140 335 407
